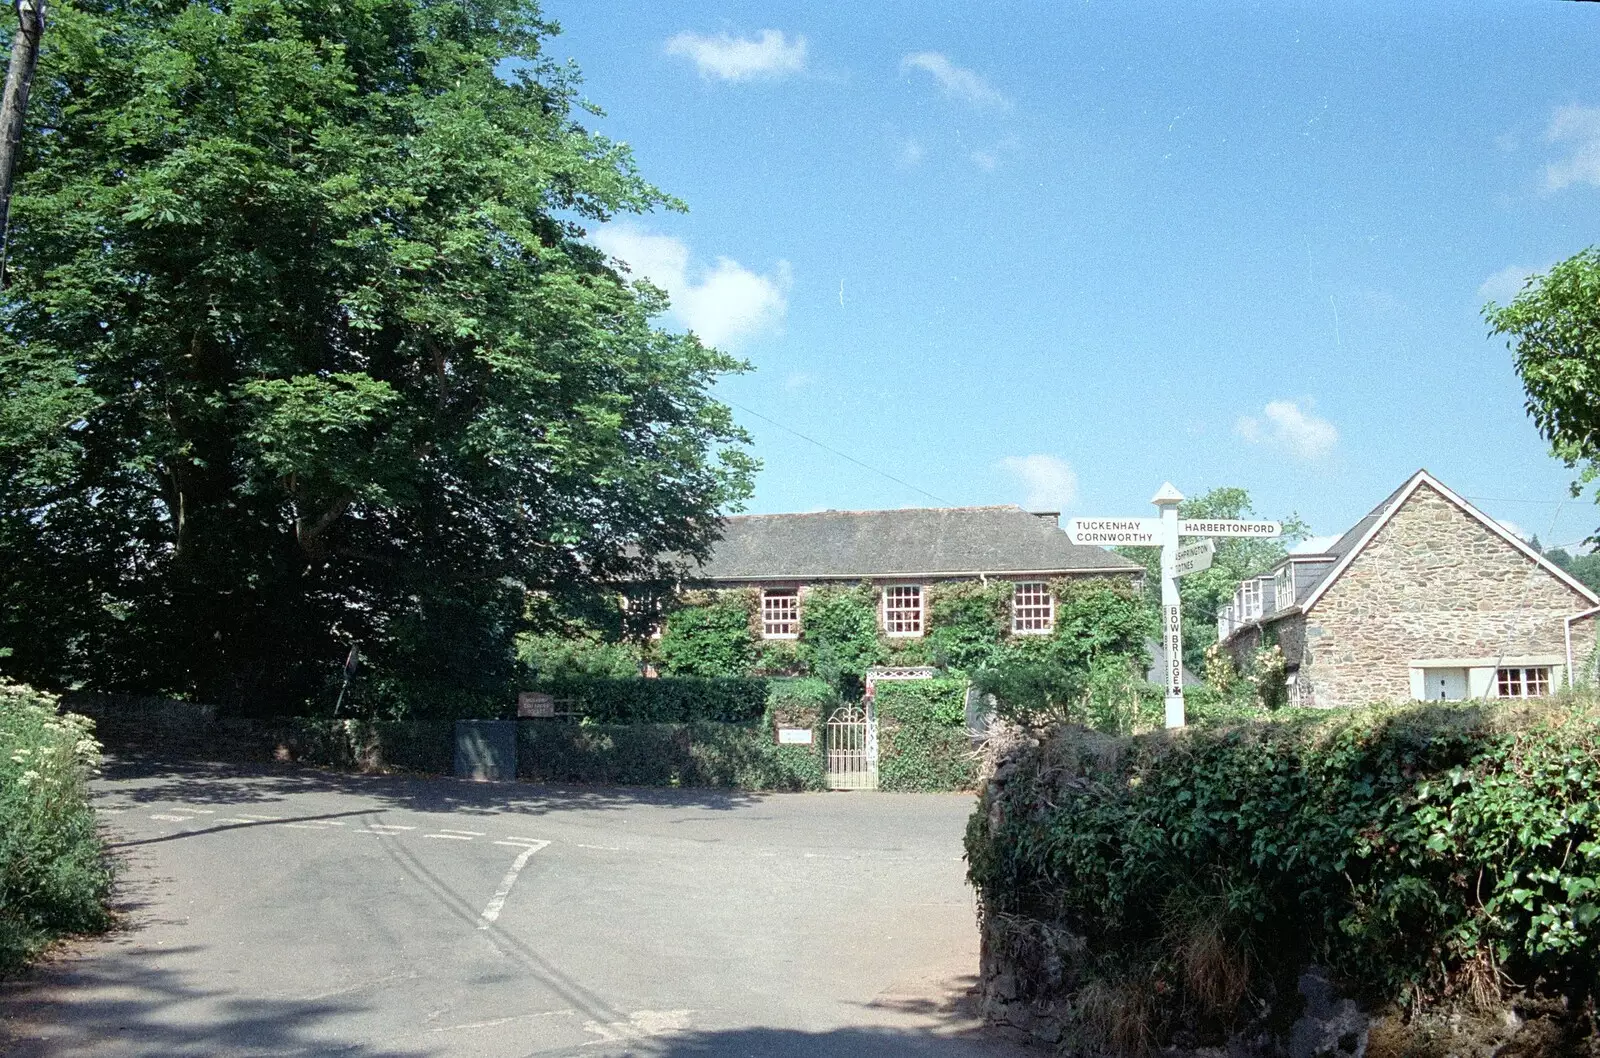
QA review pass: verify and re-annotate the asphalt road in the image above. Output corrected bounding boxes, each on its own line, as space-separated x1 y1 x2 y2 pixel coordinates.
0 758 1030 1058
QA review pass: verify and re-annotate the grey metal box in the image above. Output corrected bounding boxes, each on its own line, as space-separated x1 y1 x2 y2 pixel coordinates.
454 719 517 781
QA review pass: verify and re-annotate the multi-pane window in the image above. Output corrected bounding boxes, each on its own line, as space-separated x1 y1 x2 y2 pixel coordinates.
1012 582 1053 634
1496 666 1551 698
761 589 799 639
1238 580 1263 622
883 585 924 636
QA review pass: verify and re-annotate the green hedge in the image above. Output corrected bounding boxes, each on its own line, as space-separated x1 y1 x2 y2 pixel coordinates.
517 721 823 790
539 677 770 723
875 679 976 792
517 678 833 791
1 683 112 973
966 697 1600 1045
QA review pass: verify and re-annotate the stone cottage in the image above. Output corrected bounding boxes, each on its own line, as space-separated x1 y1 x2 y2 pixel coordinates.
1217 470 1600 707
686 505 1143 640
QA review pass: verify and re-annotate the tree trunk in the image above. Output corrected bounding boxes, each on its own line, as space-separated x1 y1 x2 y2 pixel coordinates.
0 0 45 273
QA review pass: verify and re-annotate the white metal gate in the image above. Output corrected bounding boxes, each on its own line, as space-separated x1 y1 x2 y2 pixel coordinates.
825 703 878 790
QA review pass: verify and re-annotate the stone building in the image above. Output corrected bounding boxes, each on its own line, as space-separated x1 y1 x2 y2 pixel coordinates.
687 505 1143 640
1217 470 1600 707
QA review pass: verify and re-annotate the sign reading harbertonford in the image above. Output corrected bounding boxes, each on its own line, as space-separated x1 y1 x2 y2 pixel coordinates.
1072 485 1281 729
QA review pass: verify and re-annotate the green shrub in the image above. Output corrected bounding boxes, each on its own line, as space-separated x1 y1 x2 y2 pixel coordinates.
541 677 769 723
875 679 975 791
515 631 641 680
0 683 112 973
656 596 755 677
966 696 1600 1045
797 584 884 690
517 720 824 791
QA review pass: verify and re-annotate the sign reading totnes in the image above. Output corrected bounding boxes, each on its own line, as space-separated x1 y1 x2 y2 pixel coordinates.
1172 539 1215 578
1067 517 1162 546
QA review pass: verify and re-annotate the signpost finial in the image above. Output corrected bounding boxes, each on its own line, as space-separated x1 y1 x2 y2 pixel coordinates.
1151 482 1184 506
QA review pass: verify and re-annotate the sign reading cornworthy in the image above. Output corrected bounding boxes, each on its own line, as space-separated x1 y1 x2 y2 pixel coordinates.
1067 517 1161 546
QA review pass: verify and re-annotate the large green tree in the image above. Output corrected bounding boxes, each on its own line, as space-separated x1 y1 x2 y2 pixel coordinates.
1486 249 1600 532
0 0 754 711
1118 487 1308 667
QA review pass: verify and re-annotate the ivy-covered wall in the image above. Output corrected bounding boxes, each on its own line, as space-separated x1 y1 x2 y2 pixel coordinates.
651 577 1149 690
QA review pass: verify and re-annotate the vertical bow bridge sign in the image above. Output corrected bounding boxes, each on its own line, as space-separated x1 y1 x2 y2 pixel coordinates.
1068 485 1280 729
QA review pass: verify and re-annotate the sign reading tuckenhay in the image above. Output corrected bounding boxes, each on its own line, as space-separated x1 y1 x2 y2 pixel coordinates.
1068 487 1280 729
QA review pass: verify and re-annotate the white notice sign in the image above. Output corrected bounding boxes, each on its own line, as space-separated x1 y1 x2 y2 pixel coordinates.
1173 539 1215 578
1178 519 1281 538
776 728 813 745
1068 517 1162 546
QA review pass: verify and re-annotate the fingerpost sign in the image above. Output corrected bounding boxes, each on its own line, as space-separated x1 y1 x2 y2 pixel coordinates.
1072 485 1281 729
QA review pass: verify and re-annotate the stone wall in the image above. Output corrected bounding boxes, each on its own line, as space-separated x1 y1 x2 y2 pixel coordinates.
1298 483 1595 708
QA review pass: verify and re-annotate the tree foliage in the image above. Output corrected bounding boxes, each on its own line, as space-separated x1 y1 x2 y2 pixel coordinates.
1487 249 1600 525
0 0 754 713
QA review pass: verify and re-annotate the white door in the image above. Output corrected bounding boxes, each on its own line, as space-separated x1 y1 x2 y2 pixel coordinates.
1422 667 1468 701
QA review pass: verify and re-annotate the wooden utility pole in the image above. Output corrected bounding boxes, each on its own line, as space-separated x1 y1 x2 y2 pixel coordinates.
0 0 45 271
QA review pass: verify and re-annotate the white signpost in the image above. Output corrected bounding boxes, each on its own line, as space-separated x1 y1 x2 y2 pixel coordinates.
1071 485 1281 729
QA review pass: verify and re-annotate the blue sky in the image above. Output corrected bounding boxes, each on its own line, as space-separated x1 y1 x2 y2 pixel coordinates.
548 1 1600 551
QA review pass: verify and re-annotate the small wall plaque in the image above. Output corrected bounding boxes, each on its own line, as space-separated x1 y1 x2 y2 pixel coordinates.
518 691 555 718
776 727 813 745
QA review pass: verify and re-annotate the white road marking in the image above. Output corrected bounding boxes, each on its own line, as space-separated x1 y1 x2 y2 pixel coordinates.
236 814 281 821
425 833 474 841
149 814 191 822
438 829 485 836
317 820 347 826
284 823 333 830
575 844 621 851
581 1009 693 1045
478 840 550 928
216 817 259 824
364 824 415 831
183 808 216 814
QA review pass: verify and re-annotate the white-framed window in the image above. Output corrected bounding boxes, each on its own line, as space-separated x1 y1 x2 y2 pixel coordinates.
1238 580 1263 623
1273 566 1293 614
1012 581 1053 634
761 589 799 639
1496 666 1551 699
883 585 924 637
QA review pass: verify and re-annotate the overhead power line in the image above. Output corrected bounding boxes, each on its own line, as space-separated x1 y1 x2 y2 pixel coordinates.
725 400 954 506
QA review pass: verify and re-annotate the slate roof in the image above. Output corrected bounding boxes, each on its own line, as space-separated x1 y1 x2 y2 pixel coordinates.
689 506 1143 583
1291 477 1414 604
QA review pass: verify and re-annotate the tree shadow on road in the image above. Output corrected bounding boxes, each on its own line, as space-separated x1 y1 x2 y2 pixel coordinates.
626 1023 1036 1058
95 754 777 816
0 944 434 1058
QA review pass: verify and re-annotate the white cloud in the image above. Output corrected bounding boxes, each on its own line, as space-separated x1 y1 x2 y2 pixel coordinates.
900 52 1011 110
1477 263 1547 306
665 29 807 82
1291 534 1341 555
1544 105 1600 191
998 454 1079 512
1233 400 1339 461
591 225 790 349
1497 518 1530 542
